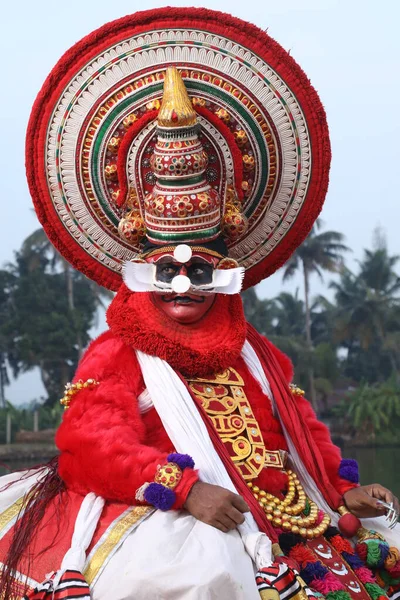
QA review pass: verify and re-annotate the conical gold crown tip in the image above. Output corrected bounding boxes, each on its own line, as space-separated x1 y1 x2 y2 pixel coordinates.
158 67 197 128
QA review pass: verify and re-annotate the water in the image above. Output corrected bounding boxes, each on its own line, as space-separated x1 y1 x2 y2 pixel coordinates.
1 447 399 496
342 446 400 498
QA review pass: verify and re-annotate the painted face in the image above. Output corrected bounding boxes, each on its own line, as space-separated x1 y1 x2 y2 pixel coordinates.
151 289 216 324
122 244 244 300
151 255 216 323
155 257 214 286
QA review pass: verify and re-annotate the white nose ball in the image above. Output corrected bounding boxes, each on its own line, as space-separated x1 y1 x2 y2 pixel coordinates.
171 275 191 294
173 244 192 264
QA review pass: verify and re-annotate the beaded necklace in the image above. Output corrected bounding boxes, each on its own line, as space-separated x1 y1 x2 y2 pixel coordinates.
248 470 331 539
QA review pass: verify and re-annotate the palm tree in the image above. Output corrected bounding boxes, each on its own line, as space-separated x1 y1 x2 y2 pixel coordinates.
21 227 113 358
330 241 400 381
282 220 349 411
273 291 305 338
241 288 276 337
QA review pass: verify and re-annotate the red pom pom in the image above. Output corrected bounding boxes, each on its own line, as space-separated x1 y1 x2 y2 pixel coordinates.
356 542 368 561
387 563 400 578
338 513 362 538
290 543 318 567
330 534 354 554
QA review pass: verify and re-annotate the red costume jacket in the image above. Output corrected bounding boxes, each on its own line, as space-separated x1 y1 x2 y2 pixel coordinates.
56 289 355 509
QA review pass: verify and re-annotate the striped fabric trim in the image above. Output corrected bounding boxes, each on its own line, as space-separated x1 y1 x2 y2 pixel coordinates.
23 569 90 599
256 564 311 600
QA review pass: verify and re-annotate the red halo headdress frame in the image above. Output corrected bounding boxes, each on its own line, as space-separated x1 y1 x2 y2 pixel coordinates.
26 7 330 291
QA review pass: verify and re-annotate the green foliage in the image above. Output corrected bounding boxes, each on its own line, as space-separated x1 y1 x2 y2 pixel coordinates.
282 219 349 285
329 242 400 383
243 227 400 429
0 228 112 406
334 377 400 444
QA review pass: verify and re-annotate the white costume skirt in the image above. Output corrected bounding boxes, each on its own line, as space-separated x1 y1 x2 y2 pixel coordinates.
91 508 260 600
1 470 399 600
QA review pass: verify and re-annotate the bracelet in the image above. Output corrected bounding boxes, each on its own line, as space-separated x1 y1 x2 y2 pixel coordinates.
135 453 195 511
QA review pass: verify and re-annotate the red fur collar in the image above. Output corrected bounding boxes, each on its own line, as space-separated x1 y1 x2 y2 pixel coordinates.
107 286 247 378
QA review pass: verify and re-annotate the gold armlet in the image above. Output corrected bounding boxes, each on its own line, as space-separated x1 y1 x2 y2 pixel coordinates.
60 379 100 409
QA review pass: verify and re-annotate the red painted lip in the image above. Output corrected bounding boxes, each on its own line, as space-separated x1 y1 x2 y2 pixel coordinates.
161 294 204 304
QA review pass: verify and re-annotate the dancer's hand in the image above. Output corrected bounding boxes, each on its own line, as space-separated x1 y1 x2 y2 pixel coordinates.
344 484 400 524
184 481 250 532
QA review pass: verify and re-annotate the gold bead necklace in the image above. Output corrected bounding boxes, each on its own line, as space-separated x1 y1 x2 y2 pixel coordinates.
248 470 331 539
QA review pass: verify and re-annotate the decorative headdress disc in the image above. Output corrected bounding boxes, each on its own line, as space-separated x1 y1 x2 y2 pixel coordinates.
26 7 330 290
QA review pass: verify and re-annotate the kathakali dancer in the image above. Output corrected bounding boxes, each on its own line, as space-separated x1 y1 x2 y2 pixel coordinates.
1 7 399 600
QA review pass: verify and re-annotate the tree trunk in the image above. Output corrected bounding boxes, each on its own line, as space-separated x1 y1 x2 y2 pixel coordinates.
6 412 11 445
65 263 83 359
0 354 6 409
65 263 75 311
303 264 318 413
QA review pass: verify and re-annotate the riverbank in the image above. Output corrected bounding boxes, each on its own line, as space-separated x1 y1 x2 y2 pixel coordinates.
0 442 57 463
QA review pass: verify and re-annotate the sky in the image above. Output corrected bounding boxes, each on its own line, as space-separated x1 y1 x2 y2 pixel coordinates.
1 0 399 404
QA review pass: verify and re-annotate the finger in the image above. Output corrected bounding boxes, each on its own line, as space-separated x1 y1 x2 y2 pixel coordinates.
219 514 238 531
392 495 400 516
362 492 386 513
372 485 396 507
231 494 250 513
375 499 389 513
382 495 400 520
214 519 230 533
227 505 246 525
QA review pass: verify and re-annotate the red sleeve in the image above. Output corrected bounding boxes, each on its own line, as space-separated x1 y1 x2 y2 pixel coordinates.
294 394 358 496
56 331 198 507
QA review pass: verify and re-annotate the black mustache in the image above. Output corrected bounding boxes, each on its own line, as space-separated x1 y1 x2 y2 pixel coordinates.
161 295 205 304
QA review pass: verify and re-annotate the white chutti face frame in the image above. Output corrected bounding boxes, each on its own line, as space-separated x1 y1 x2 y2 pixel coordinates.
123 244 245 295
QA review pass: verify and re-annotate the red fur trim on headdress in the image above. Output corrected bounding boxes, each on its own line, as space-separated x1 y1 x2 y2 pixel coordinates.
195 105 244 201
106 286 246 378
26 7 329 291
117 110 159 207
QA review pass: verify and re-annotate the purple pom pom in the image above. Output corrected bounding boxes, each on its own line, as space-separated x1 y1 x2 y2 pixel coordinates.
377 542 390 566
339 459 359 483
301 561 329 584
342 551 364 570
167 453 195 470
144 483 176 511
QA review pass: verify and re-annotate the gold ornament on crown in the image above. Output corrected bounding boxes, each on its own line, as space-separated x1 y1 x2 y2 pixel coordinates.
157 67 197 128
118 186 146 245
222 184 248 241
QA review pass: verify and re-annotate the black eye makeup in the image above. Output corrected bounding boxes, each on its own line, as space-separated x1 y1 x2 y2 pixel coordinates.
155 261 213 286
186 263 213 285
156 263 180 283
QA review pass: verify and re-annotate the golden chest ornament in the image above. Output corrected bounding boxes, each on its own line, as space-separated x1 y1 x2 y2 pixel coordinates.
188 367 285 480
188 367 332 539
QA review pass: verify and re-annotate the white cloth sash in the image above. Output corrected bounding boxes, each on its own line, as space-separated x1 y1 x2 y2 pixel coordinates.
137 339 400 549
136 349 273 568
